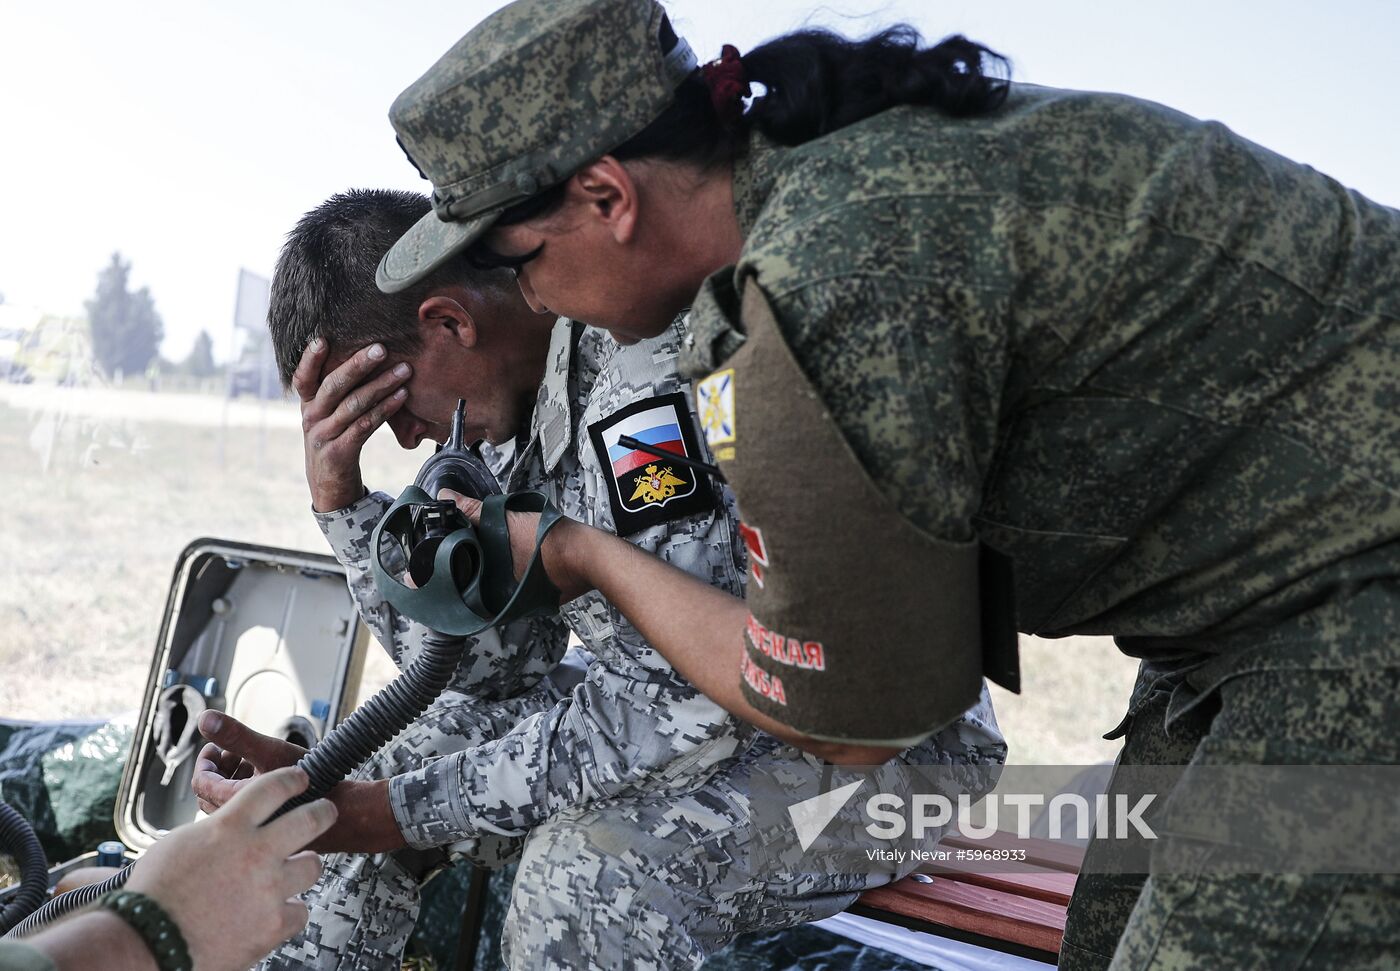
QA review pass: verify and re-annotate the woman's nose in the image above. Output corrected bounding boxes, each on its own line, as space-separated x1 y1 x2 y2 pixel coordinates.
516 270 550 315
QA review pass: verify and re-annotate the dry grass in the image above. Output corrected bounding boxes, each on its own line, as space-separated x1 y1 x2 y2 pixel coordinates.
0 384 415 721
991 635 1139 765
0 384 1137 765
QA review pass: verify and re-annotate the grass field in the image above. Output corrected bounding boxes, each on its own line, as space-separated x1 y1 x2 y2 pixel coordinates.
0 383 1139 765
0 383 414 723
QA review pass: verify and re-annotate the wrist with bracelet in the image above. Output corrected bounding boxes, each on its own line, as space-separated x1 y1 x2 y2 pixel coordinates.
97 890 192 971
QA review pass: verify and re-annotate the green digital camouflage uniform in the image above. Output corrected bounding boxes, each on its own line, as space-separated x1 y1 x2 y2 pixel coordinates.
680 84 1400 969
369 0 1398 962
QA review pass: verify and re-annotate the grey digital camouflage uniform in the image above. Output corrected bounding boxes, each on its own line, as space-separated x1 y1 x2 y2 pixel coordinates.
679 85 1400 968
261 318 1006 970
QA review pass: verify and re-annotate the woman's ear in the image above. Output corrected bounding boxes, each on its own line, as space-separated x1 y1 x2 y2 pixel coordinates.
572 155 638 244
418 294 478 348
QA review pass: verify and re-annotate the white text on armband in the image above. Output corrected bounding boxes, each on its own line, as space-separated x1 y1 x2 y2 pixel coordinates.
742 652 787 705
745 615 826 671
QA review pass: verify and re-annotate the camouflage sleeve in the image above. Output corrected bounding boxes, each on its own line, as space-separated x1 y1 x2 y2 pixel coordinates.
387 495 752 850
387 673 746 850
314 490 570 700
387 698 582 849
686 251 1012 743
386 504 752 850
760 268 1008 544
583 492 748 676
314 490 403 660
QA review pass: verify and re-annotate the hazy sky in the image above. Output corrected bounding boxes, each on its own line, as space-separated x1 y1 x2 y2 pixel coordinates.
2 1 1397 362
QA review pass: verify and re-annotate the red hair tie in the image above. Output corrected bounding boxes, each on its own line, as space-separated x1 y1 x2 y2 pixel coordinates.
702 44 750 127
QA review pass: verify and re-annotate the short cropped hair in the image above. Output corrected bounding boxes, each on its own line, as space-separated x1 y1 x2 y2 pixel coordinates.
268 189 514 388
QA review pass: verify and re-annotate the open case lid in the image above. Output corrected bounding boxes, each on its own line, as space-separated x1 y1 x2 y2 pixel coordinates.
115 538 369 851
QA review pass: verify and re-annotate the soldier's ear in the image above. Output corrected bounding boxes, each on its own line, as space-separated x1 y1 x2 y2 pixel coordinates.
572 156 637 245
418 295 478 349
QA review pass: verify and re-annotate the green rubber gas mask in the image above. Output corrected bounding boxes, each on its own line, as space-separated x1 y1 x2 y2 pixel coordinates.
370 400 564 635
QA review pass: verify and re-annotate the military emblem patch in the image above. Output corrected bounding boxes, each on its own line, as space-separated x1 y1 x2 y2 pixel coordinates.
588 392 715 535
696 368 735 461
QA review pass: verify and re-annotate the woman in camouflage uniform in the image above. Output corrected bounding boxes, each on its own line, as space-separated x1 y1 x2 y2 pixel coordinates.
379 0 1400 966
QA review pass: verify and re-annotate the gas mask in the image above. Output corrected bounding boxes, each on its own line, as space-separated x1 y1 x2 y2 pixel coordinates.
370 400 563 634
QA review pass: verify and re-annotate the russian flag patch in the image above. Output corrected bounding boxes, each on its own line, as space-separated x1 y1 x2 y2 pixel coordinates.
587 392 715 535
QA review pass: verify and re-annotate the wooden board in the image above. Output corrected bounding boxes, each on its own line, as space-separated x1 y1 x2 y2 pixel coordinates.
941 830 1086 873
922 858 1077 906
858 873 1068 956
853 834 1081 958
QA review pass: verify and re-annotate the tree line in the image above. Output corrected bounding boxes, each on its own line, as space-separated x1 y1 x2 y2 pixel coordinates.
85 252 217 379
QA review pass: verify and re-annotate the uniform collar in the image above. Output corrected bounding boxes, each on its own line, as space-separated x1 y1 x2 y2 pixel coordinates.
731 128 784 238
524 317 582 476
678 132 785 377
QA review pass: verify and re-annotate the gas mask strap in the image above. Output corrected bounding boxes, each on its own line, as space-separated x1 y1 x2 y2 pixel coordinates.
369 486 564 635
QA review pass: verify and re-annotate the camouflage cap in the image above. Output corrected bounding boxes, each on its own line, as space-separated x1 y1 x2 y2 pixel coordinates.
377 0 699 293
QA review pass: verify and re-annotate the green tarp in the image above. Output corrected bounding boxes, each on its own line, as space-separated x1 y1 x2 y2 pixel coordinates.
0 718 131 867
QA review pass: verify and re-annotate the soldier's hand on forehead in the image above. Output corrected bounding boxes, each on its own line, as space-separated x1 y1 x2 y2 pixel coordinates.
293 337 411 512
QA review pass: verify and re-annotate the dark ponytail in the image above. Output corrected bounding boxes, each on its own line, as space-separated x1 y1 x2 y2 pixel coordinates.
611 24 1009 165
472 23 1008 267
742 27 1009 145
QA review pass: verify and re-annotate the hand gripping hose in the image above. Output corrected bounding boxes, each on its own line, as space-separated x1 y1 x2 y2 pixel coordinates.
4 491 563 939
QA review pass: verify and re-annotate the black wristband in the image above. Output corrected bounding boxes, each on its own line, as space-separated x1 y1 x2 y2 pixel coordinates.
97 890 192 971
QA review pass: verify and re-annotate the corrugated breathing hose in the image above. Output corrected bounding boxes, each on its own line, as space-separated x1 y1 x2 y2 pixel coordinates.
0 801 49 935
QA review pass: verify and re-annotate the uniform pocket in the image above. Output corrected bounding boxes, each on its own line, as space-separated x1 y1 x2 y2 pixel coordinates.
973 517 1127 633
976 391 1226 633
